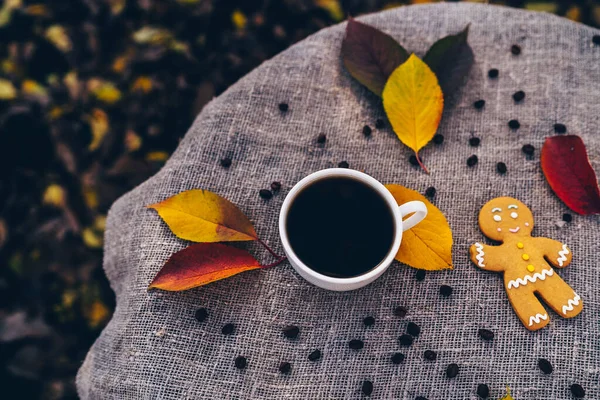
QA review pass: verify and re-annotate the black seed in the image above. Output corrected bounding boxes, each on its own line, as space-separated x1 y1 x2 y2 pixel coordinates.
440 285 453 296
508 119 520 130
409 155 419 166
259 189 273 199
278 102 288 112
425 187 436 198
394 306 408 318
478 328 494 341
562 213 572 222
522 144 535 156
270 181 281 192
424 350 437 361
538 358 553 374
513 90 525 102
446 363 459 378
338 161 349 168
279 361 291 374
433 134 444 144
473 99 485 109
222 323 235 335
283 325 299 339
361 380 373 396
407 322 421 337
570 384 585 398
391 352 405 364
398 334 413 346
362 125 372 136
469 137 481 147
554 123 567 134
234 356 247 369
308 349 321 361
488 68 499 78
467 155 478 167
375 119 385 129
477 383 490 398
593 35 600 45
317 133 327 143
511 45 521 55
415 397 428 400
194 308 208 322
349 339 364 350
415 269 426 281
220 157 232 168
363 316 375 327
496 162 507 174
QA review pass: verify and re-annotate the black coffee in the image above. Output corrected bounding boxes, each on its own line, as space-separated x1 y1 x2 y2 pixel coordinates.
286 177 395 278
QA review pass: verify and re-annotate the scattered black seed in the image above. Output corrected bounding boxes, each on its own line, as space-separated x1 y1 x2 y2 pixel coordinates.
415 397 428 400
270 181 281 192
496 162 507 174
279 362 291 374
562 213 573 223
234 356 247 369
446 363 459 378
537 358 553 374
391 352 405 364
363 316 375 327
338 161 349 168
477 383 490 398
473 99 485 109
522 144 535 156
398 334 414 346
469 137 481 147
362 125 372 136
283 325 299 339
440 285 453 297
349 339 364 350
375 119 385 129
425 187 436 198
433 134 444 144
467 155 478 167
317 133 327 144
220 157 232 168
511 45 521 55
394 306 408 318
308 349 321 361
593 35 600 45
407 322 421 337
222 323 235 335
278 102 289 112
424 350 437 361
570 383 585 398
478 328 494 341
415 270 426 281
513 91 525 102
361 380 373 396
259 189 273 199
194 308 208 322
409 155 419 166
554 123 567 134
488 68 499 78
508 119 520 130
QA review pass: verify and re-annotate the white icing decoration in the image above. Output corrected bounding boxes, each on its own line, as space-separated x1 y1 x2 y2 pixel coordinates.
507 269 554 289
528 313 548 326
474 243 485 267
493 215 502 222
491 208 502 213
509 226 520 233
525 222 530 226
562 293 581 315
508 204 518 209
497 228 502 232
557 244 569 267
510 212 518 219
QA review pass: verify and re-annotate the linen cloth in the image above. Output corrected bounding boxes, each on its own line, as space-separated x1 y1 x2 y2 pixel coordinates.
77 3 600 399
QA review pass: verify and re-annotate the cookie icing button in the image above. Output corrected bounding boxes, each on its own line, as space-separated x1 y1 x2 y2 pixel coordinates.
507 268 554 289
474 243 485 267
562 293 581 315
527 264 535 272
529 313 548 326
522 254 529 261
517 242 524 249
557 244 569 267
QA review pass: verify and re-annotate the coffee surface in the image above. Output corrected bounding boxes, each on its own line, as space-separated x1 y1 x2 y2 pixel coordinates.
285 177 395 278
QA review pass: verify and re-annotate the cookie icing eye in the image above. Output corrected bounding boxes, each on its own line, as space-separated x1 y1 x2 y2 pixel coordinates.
510 212 518 219
493 215 502 222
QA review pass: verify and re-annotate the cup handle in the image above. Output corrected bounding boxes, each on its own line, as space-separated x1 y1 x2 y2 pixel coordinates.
398 201 428 231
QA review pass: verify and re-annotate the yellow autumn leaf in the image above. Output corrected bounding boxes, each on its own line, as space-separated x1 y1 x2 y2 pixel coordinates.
147 189 258 243
87 109 109 151
385 184 453 270
382 54 444 172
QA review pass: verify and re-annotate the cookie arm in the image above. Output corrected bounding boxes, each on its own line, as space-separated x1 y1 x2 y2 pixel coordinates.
536 238 572 268
469 243 505 271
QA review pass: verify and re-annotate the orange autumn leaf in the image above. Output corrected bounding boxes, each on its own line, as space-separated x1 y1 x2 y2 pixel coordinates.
149 243 261 291
385 184 453 270
147 189 257 243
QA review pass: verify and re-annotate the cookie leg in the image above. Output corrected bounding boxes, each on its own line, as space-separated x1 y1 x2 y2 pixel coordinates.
536 273 583 319
506 288 550 331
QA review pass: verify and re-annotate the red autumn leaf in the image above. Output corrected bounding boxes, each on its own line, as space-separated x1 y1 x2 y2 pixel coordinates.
541 135 600 215
342 18 409 96
149 243 261 291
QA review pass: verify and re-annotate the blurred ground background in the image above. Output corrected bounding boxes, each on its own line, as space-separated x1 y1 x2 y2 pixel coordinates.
0 0 598 398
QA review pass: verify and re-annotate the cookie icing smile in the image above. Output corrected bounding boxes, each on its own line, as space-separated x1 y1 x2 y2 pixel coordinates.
509 226 520 233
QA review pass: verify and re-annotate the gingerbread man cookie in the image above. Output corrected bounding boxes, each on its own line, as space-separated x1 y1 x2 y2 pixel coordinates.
469 197 583 331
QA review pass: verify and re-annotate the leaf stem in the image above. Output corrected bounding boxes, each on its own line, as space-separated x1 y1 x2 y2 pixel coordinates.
257 238 281 258
261 256 287 269
415 152 429 174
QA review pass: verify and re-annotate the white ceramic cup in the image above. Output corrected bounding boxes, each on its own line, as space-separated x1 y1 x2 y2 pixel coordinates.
279 168 427 291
